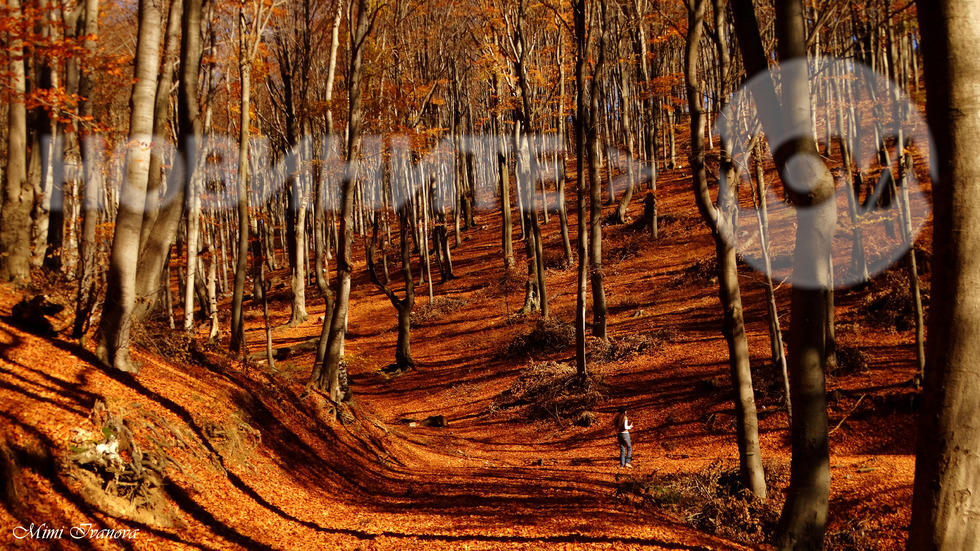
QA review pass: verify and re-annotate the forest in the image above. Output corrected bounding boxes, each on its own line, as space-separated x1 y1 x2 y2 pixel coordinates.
1 0 978 549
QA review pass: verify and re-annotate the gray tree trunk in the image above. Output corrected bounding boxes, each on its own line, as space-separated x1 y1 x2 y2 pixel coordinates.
317 0 376 402
72 0 102 338
908 2 980 549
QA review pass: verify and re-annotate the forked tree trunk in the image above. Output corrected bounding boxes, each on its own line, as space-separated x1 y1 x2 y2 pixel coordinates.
132 0 188 323
908 3 980 549
97 0 165 372
365 197 415 371
139 0 182 253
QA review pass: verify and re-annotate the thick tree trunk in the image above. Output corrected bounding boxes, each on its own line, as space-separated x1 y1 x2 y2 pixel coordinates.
138 0 182 253
0 0 32 285
908 3 980 549
96 0 164 372
132 0 187 323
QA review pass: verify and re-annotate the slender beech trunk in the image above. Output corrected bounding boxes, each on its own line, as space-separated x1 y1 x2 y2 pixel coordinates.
555 35 574 262
685 0 767 500
317 0 375 402
314 3 343 299
573 0 590 377
751 139 791 425
495 74 515 270
512 12 548 317
230 5 253 353
72 0 102 337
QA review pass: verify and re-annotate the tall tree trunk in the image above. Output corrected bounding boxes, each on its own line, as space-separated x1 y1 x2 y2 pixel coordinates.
316 0 375 402
776 1 837 547
495 74 514 270
0 0 32 285
72 0 102 338
752 138 791 424
132 0 185 322
231 5 253 353
138 0 182 253
908 2 980 549
96 0 165 372
685 0 767 500
573 0 590 377
587 6 608 341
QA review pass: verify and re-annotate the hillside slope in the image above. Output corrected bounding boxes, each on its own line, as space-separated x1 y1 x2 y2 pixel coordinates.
0 168 922 550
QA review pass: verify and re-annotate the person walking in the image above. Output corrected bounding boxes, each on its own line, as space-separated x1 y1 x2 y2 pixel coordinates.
614 406 633 468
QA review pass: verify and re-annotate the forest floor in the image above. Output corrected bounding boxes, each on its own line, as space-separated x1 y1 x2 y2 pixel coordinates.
0 163 926 550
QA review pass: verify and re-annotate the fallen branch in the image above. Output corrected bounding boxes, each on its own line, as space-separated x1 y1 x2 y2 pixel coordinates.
829 394 866 435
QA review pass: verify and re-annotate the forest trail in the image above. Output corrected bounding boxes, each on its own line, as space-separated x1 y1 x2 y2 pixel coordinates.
1 169 919 550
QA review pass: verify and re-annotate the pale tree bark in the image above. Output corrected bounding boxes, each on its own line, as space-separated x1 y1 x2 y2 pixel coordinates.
313 2 343 300
97 0 165 372
495 73 515 270
132 0 185 323
0 0 32 285
612 62 636 225
908 2 980 549
179 0 210 334
751 138 791 425
554 32 574 262
138 0 182 253
510 3 547 318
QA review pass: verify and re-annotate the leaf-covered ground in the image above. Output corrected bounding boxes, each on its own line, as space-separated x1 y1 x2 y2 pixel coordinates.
0 166 923 550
